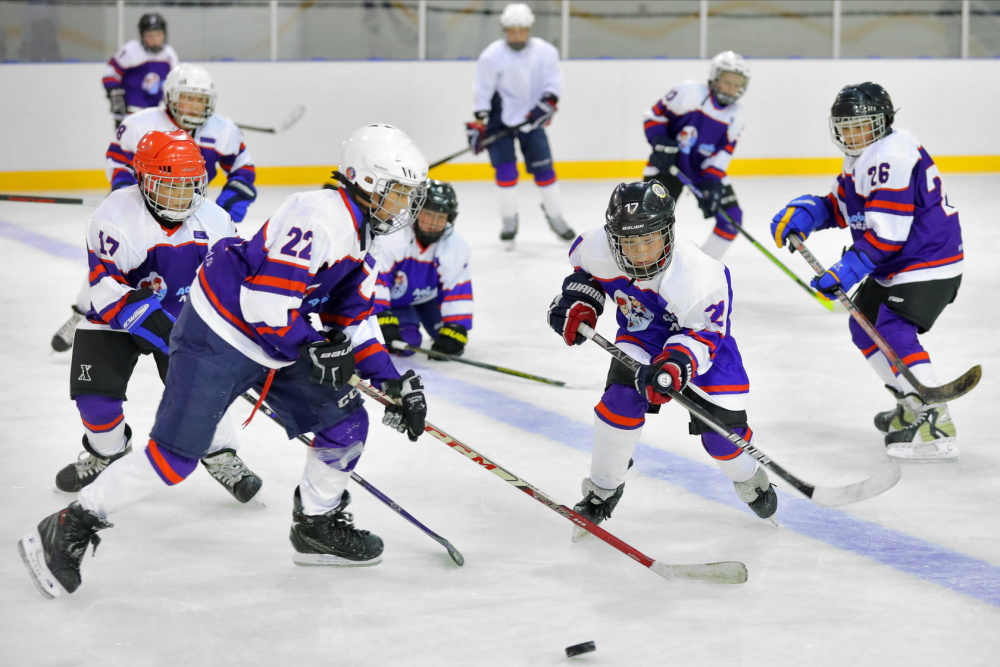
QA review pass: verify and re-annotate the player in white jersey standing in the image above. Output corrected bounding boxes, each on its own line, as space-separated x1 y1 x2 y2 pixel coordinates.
375 179 474 358
102 13 179 129
771 82 965 461
547 180 777 538
19 124 431 598
55 129 262 504
466 2 575 247
51 63 257 353
642 51 749 259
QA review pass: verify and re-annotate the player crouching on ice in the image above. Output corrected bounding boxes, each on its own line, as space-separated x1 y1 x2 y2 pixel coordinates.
19 124 431 599
547 180 777 537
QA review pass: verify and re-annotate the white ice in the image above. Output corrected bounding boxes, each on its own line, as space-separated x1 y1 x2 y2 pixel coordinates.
1 175 997 666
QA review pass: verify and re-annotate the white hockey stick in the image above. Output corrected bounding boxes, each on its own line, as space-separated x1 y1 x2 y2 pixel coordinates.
237 104 306 134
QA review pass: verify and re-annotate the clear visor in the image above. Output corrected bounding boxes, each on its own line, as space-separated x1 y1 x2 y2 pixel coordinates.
370 179 427 235
168 90 216 130
829 113 886 157
606 226 674 281
141 173 208 222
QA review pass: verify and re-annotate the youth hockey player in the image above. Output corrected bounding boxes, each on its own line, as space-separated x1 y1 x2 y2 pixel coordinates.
771 82 964 462
642 51 750 259
375 179 473 358
102 13 179 128
466 2 575 247
20 124 431 599
54 129 262 503
547 180 777 538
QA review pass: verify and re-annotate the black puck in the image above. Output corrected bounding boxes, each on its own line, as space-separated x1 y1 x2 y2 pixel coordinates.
565 641 596 657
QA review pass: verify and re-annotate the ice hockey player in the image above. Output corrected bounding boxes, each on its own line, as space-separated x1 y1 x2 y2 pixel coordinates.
642 51 750 260
102 13 179 128
50 62 256 353
771 82 964 462
19 124 430 599
546 180 777 539
375 179 473 358
54 129 262 504
467 2 575 247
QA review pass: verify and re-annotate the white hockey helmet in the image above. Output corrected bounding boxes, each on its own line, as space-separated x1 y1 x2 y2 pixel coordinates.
708 51 750 106
164 63 217 131
341 124 429 235
500 3 535 28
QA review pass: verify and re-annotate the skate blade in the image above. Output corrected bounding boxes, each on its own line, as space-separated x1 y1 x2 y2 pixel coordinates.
887 440 959 463
18 531 63 599
292 552 383 567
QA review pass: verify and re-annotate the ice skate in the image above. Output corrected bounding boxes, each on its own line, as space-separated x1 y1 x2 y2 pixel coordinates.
200 448 263 503
18 503 112 598
571 477 626 542
733 466 778 523
541 203 576 241
289 487 383 566
500 214 518 250
873 385 915 434
55 426 133 493
50 305 85 353
884 399 958 462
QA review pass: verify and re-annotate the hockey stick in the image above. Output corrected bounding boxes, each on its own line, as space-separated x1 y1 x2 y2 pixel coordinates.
349 376 747 584
577 323 902 507
787 234 981 404
239 390 464 566
429 121 531 170
667 167 835 311
0 193 103 206
391 341 567 387
237 104 306 134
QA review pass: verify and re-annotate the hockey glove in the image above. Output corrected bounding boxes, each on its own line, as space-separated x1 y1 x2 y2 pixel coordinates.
771 195 829 248
382 370 427 442
648 137 679 173
697 179 725 218
547 274 606 346
108 88 127 127
216 180 257 223
300 330 355 389
377 310 409 356
811 249 875 297
524 93 558 131
635 349 693 405
465 111 489 154
113 288 176 356
430 323 468 358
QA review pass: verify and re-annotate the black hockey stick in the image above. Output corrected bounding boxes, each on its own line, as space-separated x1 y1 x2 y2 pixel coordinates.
239 391 464 566
667 167 835 311
237 104 306 134
429 121 531 169
787 234 981 404
390 341 567 386
349 376 747 584
0 193 102 206
577 323 902 507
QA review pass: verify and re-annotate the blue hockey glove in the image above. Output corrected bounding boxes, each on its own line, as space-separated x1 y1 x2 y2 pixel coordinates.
697 179 725 218
113 288 176 356
431 323 468 358
524 93 558 131
547 273 606 346
811 249 875 297
635 348 693 405
300 330 355 389
216 180 257 223
771 195 829 248
382 370 427 442
648 137 679 173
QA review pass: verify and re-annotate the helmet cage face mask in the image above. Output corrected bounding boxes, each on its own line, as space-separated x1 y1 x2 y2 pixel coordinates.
415 209 454 246
829 113 887 157
709 51 750 106
605 225 675 281
369 178 427 236
139 172 208 223
604 181 676 280
165 67 217 131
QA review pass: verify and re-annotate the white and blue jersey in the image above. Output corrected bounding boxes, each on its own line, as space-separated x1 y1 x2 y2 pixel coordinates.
102 40 178 111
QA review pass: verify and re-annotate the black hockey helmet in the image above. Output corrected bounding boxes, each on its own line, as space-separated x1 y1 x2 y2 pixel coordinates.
829 82 895 156
604 180 676 280
415 179 458 245
139 13 167 35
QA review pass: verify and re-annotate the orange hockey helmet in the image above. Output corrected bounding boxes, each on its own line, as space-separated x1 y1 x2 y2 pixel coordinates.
132 129 207 223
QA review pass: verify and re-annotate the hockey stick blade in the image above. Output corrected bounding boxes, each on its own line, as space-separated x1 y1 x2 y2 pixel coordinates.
1 193 102 206
650 560 748 584
392 341 567 386
237 105 306 134
808 461 902 507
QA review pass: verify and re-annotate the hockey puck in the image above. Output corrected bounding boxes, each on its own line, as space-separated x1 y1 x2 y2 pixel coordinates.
565 641 596 658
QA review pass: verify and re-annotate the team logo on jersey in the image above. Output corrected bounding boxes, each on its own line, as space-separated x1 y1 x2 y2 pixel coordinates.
78 364 93 382
139 273 167 301
849 212 867 229
142 72 162 96
613 290 654 332
390 271 409 300
697 142 716 157
677 126 698 153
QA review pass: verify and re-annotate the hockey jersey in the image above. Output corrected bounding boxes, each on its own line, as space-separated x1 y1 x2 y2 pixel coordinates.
373 227 474 331
643 80 746 184
102 40 179 111
817 129 964 286
473 37 561 128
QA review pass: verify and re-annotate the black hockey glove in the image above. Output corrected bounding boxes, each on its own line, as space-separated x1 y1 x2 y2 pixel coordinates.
113 288 176 356
635 349 693 405
108 88 127 127
430 323 468 358
698 180 725 218
300 330 355 389
382 370 427 442
547 273 605 346
377 310 406 355
648 137 679 173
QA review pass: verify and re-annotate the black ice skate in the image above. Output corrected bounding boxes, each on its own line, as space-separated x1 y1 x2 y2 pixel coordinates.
200 448 263 503
18 502 112 598
571 478 626 542
50 305 85 353
873 385 915 434
500 214 518 249
289 487 383 566
55 425 133 493
733 466 778 522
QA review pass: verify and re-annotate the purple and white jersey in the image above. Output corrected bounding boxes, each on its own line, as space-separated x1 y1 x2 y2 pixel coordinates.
819 129 964 286
106 107 255 197
190 188 396 383
473 37 561 127
643 80 746 184
373 227 473 331
102 40 179 111
570 230 749 411
82 186 234 330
